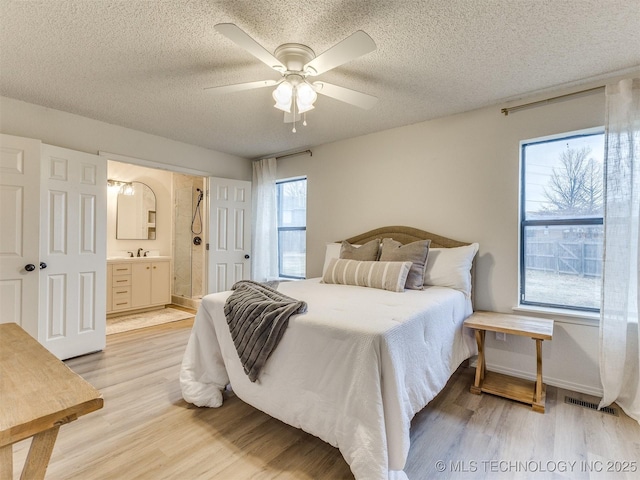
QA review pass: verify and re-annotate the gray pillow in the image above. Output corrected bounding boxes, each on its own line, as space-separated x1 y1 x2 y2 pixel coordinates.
339 239 380 261
379 238 431 290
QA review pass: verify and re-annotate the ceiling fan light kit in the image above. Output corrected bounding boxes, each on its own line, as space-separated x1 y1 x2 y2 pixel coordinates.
272 81 294 112
296 83 317 113
271 73 317 115
209 24 378 133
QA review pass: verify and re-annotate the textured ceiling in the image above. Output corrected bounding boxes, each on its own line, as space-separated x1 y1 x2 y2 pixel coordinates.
1 0 639 159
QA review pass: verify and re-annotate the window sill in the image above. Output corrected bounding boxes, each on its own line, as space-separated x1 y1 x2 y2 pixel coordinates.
512 305 600 327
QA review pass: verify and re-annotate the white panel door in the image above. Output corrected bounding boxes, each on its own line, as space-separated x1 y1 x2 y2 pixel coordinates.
207 177 251 293
39 144 107 359
0 134 41 337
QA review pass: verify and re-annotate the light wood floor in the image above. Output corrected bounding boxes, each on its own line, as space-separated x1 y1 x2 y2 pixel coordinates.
12 319 640 480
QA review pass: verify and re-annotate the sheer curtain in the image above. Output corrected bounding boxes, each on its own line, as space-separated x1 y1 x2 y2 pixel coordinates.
252 158 279 282
599 78 640 423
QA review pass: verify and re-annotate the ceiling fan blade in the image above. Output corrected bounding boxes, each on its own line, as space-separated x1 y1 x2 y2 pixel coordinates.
215 23 286 72
304 31 376 76
313 82 377 110
204 79 279 95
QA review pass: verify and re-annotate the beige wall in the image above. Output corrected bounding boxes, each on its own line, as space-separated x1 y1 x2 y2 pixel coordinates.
277 91 606 395
0 96 251 180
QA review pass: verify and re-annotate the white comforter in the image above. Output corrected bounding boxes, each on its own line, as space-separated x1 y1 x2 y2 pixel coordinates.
180 279 476 480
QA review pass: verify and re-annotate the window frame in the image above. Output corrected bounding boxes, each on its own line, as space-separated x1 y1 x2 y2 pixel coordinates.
276 176 307 280
519 128 604 313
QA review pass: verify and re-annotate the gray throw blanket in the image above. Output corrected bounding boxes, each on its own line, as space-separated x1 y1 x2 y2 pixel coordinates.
224 280 307 382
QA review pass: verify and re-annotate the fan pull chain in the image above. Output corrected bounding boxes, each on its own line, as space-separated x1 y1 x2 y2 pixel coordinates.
303 113 307 127
292 94 297 133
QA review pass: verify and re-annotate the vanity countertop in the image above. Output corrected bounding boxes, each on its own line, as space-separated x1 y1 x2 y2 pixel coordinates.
107 256 171 262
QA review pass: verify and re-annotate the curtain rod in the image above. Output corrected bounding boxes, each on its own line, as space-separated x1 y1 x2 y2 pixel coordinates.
276 149 312 160
501 86 605 116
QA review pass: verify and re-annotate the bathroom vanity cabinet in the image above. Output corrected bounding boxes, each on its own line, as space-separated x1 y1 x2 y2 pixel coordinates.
107 258 171 314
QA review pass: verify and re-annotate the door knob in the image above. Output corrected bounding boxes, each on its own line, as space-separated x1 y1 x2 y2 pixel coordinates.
40 262 47 269
244 254 250 259
25 264 36 272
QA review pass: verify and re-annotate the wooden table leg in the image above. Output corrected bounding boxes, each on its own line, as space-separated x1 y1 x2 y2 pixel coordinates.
532 339 545 413
479 330 485 381
471 330 485 394
20 426 60 480
0 444 12 480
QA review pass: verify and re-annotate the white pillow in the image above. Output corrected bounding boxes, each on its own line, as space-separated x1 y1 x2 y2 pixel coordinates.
322 242 343 276
423 243 479 295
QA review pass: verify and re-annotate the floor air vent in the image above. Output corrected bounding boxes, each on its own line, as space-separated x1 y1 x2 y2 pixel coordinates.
564 396 618 416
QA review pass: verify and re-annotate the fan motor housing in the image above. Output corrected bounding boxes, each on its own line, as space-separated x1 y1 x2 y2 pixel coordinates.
274 44 315 73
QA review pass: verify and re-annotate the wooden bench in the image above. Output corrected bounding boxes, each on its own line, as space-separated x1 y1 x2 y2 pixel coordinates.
0 323 103 480
464 311 554 413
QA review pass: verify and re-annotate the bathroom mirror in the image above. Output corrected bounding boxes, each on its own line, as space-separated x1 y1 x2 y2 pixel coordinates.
116 182 157 240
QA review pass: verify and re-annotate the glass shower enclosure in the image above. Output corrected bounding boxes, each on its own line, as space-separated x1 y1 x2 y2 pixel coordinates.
172 173 206 305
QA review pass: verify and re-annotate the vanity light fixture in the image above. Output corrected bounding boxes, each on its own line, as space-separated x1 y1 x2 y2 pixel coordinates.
107 179 134 195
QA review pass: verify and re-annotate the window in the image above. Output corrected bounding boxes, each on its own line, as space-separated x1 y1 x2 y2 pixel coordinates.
276 177 307 279
520 129 604 312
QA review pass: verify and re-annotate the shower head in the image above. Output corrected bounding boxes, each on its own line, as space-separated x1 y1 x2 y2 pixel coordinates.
192 188 205 234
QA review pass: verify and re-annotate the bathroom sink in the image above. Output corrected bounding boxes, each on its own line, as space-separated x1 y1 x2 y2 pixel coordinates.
107 255 170 261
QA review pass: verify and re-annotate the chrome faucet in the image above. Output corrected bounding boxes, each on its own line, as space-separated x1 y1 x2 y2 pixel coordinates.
137 248 144 257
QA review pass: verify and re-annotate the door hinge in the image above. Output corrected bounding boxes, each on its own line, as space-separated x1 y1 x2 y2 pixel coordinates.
206 243 209 250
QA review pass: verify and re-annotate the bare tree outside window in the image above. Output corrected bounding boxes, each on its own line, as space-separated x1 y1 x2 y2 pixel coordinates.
542 147 603 217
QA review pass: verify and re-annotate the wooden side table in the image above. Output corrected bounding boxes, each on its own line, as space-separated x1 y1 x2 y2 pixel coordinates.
0 323 103 480
464 311 554 413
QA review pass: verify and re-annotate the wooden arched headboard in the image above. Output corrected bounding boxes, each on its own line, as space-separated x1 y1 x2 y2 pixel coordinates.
341 225 470 249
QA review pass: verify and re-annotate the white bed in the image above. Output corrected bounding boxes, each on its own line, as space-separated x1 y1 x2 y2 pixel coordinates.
180 227 478 480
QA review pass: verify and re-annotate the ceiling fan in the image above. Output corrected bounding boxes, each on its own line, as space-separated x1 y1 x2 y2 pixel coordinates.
206 23 378 131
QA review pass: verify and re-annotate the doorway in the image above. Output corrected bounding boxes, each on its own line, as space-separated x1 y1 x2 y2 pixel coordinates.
106 159 207 310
